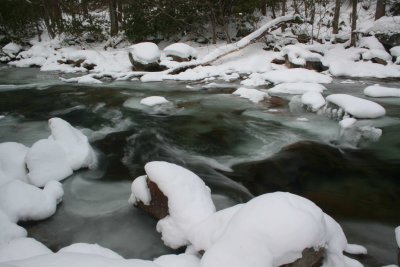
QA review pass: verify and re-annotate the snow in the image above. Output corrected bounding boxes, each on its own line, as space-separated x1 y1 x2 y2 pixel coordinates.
329 60 400 78
359 36 386 50
0 180 63 222
0 210 27 246
301 91 326 111
326 94 386 119
130 42 161 64
232 87 268 103
391 46 400 57
58 243 123 260
396 226 400 248
262 69 333 84
0 237 52 262
62 75 103 84
364 84 400 98
25 139 73 187
199 192 360 267
345 244 368 255
0 142 29 183
133 161 216 249
49 118 97 170
154 254 200 267
129 175 151 205
339 118 357 129
362 49 392 62
140 96 170 107
164 43 198 59
281 45 323 66
268 83 326 94
2 43 22 57
366 16 400 34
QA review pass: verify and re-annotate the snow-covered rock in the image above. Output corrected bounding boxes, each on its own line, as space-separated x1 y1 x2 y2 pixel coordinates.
268 83 326 94
281 45 323 66
2 42 22 57
391 46 400 58
26 139 73 187
0 237 52 263
326 94 386 119
262 69 333 84
366 16 400 34
49 118 97 171
232 87 268 103
154 254 200 267
0 142 29 183
164 43 198 61
140 96 170 107
58 243 123 260
0 180 63 222
301 91 326 112
199 192 361 267
129 175 151 205
364 84 400 97
130 42 161 65
329 60 400 78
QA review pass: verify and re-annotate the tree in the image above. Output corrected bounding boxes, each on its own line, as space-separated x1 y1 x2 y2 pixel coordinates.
332 0 341 34
350 0 357 46
109 0 118 36
375 0 386 20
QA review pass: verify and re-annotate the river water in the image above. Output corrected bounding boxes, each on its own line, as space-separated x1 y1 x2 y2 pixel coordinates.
0 65 399 266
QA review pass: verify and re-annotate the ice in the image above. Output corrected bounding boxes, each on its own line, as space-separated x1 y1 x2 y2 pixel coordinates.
130 42 161 65
61 75 103 84
326 94 386 119
163 43 198 59
268 83 326 94
364 84 400 98
0 237 52 263
338 118 382 147
58 243 124 259
232 87 268 103
48 118 97 170
25 139 73 187
0 142 29 183
140 96 170 107
301 92 326 112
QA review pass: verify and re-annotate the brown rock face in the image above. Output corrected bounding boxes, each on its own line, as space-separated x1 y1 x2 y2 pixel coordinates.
135 178 169 220
280 248 324 267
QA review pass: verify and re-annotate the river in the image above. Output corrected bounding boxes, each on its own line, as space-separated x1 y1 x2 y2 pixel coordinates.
0 65 399 266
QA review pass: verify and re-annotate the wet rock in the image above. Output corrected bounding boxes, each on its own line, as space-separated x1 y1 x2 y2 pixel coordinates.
135 178 169 220
280 248 324 267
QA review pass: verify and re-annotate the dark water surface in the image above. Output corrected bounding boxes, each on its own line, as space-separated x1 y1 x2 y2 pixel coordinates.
0 66 399 266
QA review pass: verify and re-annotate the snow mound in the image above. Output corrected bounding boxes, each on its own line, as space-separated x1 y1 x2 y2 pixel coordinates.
262 69 332 84
0 142 29 183
359 36 386 50
164 43 198 59
26 139 73 187
364 84 400 97
329 60 400 78
200 192 359 267
0 180 63 222
0 237 52 263
131 161 216 249
232 87 268 103
0 211 27 246
154 254 200 267
268 82 326 94
130 42 161 64
362 49 392 62
366 16 400 34
49 118 97 170
59 243 123 259
326 94 386 119
140 96 170 107
282 45 323 66
129 175 151 205
2 43 22 57
391 46 400 57
301 91 326 111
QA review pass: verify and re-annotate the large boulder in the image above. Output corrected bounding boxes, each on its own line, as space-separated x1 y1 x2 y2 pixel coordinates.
128 42 164 72
163 43 198 62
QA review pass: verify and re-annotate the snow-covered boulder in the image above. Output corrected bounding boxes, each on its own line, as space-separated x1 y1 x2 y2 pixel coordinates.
0 180 63 222
281 45 327 72
301 91 326 112
140 96 170 107
232 87 268 103
368 16 400 49
0 237 52 263
58 243 123 260
0 142 29 183
26 139 73 187
199 192 361 267
268 83 326 95
2 42 22 58
325 94 386 119
364 84 400 97
262 69 332 84
129 42 163 72
164 43 198 62
154 254 200 267
48 118 97 171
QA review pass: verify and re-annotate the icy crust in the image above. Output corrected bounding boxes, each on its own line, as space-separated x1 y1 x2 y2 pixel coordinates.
130 42 161 65
268 83 327 94
164 43 198 59
326 94 386 119
364 84 400 98
140 96 170 107
301 92 326 112
232 87 268 103
144 162 216 249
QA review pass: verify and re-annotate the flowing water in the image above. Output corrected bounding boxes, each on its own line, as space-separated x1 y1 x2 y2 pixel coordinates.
0 65 399 266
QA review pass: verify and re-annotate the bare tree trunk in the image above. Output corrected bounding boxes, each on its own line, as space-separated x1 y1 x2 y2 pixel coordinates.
261 0 267 15
375 0 385 20
81 0 89 16
293 0 300 14
281 0 287 31
109 0 118 36
117 0 123 23
350 0 357 47
332 0 341 34
271 2 276 18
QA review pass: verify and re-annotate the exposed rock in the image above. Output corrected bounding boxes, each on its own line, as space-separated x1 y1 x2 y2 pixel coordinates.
83 63 97 70
271 58 286 65
128 52 165 72
297 34 311 44
284 55 328 72
375 33 400 50
135 177 169 220
57 59 85 67
280 248 324 267
371 57 388 65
